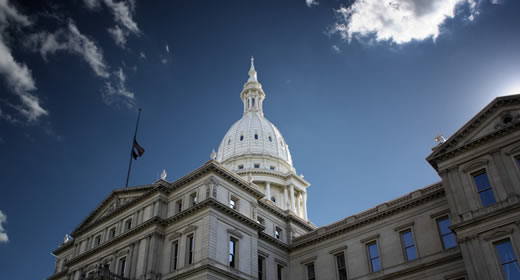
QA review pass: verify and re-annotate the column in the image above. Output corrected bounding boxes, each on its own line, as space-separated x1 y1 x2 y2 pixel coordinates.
290 184 295 212
266 182 271 201
303 192 308 220
283 186 289 210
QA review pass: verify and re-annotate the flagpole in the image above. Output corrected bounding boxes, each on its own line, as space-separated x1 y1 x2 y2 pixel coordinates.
125 108 142 188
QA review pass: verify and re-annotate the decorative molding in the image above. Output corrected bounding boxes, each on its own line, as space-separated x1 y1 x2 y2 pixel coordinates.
430 208 451 219
393 221 415 232
329 245 348 255
360 234 380 244
462 159 489 173
183 225 198 234
482 226 514 241
168 232 182 240
227 228 244 239
274 258 288 266
300 256 317 264
258 249 270 258
116 248 129 257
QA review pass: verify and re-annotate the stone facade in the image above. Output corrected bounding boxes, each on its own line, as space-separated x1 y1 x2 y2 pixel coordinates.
48 61 520 280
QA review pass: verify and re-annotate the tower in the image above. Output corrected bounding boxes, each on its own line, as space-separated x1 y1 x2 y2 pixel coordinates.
216 57 310 220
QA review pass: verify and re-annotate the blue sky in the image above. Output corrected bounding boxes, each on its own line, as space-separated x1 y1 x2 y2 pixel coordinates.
1 0 519 278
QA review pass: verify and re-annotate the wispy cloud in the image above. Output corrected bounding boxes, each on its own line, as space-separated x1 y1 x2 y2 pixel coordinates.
28 20 110 78
0 0 48 123
0 210 8 243
103 67 134 107
161 58 167 64
139 50 146 59
84 0 140 48
306 0 319 7
331 0 480 45
165 44 169 53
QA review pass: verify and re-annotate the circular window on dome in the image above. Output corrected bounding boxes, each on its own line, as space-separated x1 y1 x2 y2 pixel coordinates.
240 135 244 141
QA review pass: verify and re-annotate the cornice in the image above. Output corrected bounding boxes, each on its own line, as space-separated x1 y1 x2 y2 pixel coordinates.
290 182 444 251
47 269 68 280
257 200 316 231
258 231 290 251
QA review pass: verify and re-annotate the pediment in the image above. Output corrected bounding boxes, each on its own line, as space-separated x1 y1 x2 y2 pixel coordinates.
428 95 520 167
71 185 154 236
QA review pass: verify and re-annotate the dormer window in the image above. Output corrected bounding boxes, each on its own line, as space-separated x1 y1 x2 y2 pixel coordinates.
254 134 258 140
240 135 244 141
268 136 272 142
254 164 260 168
238 165 244 170
270 166 275 170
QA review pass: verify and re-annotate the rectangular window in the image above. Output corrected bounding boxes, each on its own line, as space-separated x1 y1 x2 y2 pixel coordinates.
277 264 284 280
230 196 238 210
437 217 456 249
400 230 417 261
473 170 496 206
190 192 197 206
171 241 179 271
306 262 316 280
336 253 348 280
229 237 238 268
257 216 265 225
94 235 101 246
176 199 183 214
254 163 260 168
109 227 116 239
124 219 132 231
119 257 126 276
186 234 194 265
275 227 282 240
258 256 265 280
367 241 381 272
494 239 520 280
238 165 244 170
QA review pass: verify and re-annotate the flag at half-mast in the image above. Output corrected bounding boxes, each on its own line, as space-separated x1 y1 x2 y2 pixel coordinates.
132 138 145 159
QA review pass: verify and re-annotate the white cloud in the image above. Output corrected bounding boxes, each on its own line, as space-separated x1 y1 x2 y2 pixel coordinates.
0 0 48 122
84 0 140 48
103 67 134 107
161 58 167 64
0 210 8 243
165 44 169 53
306 0 319 7
332 0 480 44
29 20 109 78
332 44 341 53
108 25 127 48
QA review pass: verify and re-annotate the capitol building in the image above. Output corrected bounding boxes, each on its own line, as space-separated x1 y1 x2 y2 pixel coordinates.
48 59 520 280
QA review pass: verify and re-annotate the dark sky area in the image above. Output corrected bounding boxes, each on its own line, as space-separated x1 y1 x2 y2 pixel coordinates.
0 0 519 278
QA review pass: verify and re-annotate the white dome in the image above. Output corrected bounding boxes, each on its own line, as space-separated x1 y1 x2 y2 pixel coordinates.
216 57 294 172
217 111 293 169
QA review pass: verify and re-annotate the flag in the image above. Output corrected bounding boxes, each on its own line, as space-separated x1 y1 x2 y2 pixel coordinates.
132 138 145 160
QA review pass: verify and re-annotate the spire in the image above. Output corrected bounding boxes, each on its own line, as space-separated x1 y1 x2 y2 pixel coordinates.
248 56 258 82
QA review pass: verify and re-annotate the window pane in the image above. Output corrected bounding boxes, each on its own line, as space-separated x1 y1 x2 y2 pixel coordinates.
336 254 345 269
368 243 379 258
401 231 414 247
479 189 496 206
473 172 491 191
496 240 517 264
442 233 457 249
307 263 315 279
371 257 381 272
438 218 451 235
405 246 417 261
503 263 520 280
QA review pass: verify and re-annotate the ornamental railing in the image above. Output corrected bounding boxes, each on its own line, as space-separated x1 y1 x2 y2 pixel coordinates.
80 265 130 280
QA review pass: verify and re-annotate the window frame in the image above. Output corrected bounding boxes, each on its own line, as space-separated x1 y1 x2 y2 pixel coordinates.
399 228 418 262
229 194 239 210
170 239 179 272
334 252 348 280
189 191 198 207
229 236 239 269
175 199 183 214
118 256 127 277
277 263 284 280
123 217 133 232
491 237 520 279
185 233 195 265
108 226 117 240
258 255 266 280
365 240 381 273
305 261 316 280
275 226 283 241
471 169 497 207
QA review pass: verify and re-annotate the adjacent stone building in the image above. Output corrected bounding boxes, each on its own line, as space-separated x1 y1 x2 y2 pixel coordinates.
48 59 520 280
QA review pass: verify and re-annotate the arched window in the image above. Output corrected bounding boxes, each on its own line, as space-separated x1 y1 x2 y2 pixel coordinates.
240 135 244 141
252 98 255 107
254 134 258 140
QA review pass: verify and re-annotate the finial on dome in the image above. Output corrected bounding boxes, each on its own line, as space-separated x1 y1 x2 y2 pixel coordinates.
248 56 258 82
210 149 216 160
160 169 167 180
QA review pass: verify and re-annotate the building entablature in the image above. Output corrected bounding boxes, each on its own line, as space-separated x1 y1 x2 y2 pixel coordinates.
290 182 444 250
